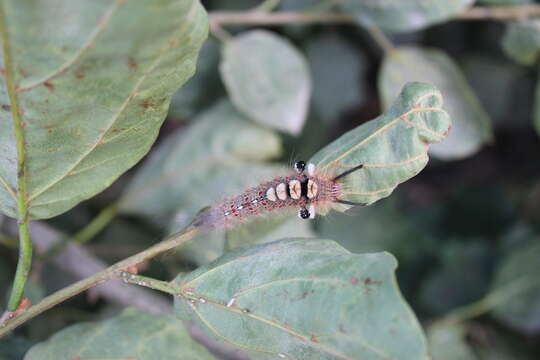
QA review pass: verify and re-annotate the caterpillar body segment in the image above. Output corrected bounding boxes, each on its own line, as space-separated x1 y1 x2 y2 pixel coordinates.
191 161 364 230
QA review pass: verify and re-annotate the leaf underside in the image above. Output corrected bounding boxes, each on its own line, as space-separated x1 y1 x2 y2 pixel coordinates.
310 81 451 213
378 47 491 160
0 0 208 219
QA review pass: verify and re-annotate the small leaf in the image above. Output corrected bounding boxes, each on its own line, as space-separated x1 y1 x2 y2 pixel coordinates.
379 46 492 160
502 20 540 66
491 239 540 334
337 0 473 33
220 30 311 135
310 82 450 212
305 32 367 124
174 239 428 360
24 308 216 360
0 0 208 219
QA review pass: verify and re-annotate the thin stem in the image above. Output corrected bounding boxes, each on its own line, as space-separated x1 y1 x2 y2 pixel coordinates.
209 21 232 43
365 24 396 54
210 11 354 26
456 4 540 20
0 226 199 337
440 276 539 326
40 203 119 260
0 2 33 312
208 5 540 27
119 272 180 295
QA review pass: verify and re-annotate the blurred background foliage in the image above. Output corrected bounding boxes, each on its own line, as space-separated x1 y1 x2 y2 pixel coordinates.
2 0 540 359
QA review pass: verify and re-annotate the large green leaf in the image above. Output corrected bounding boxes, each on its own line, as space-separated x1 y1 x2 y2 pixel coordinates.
337 0 473 33
220 30 311 135
24 308 216 360
310 82 451 212
174 238 428 360
491 239 540 333
379 47 492 160
502 20 540 66
0 0 208 219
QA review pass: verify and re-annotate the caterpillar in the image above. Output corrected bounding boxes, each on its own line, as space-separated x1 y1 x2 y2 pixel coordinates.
191 161 365 230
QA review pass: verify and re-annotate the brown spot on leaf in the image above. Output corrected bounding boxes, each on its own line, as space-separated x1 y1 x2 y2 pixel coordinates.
169 39 178 47
140 99 153 109
310 335 318 343
364 277 382 286
18 66 29 77
74 68 85 79
2 104 10 111
350 277 359 285
127 56 137 71
43 81 55 92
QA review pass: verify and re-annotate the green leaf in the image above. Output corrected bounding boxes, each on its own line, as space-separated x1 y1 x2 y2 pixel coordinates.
174 238 428 360
337 0 473 33
502 20 540 66
427 322 477 360
305 32 367 124
491 239 540 333
379 46 492 160
220 30 311 135
310 82 450 212
119 99 282 222
0 0 208 219
24 308 216 360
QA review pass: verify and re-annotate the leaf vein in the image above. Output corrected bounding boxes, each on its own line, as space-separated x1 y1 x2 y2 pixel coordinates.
26 2 197 204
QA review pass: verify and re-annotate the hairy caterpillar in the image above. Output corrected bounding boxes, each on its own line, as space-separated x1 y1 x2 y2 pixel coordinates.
191 161 365 229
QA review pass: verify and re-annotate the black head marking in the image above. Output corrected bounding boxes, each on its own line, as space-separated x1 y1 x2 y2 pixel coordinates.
294 161 306 174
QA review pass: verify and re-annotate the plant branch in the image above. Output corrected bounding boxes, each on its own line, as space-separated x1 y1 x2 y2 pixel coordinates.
119 271 180 295
0 2 33 312
208 5 540 27
0 226 199 337
456 4 540 20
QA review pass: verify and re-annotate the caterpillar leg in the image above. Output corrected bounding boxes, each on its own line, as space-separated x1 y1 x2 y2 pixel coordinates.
298 204 316 219
333 164 364 181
